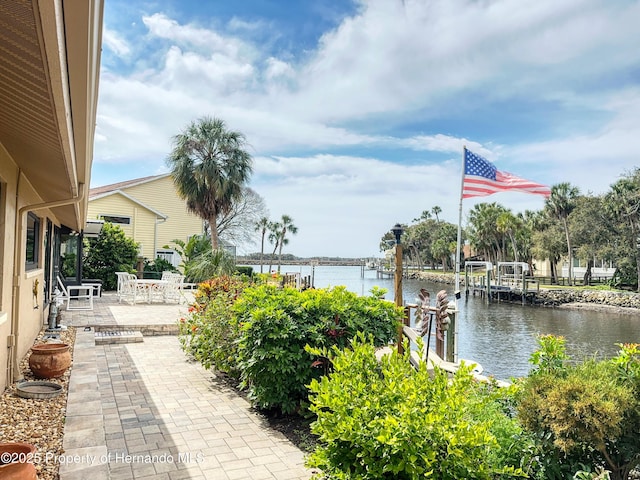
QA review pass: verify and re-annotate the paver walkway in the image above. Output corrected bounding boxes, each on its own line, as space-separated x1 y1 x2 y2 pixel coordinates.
59 293 314 480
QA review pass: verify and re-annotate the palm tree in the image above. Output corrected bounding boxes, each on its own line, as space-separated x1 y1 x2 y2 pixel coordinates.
496 211 522 262
167 117 253 250
467 203 508 264
255 216 270 273
277 215 298 273
431 206 442 222
546 182 579 285
412 210 431 223
267 221 281 274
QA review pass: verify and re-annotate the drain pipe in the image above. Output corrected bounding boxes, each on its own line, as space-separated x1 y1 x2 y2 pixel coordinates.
154 215 168 261
7 178 85 384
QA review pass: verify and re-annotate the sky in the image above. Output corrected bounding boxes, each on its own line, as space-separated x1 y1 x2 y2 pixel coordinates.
93 0 640 258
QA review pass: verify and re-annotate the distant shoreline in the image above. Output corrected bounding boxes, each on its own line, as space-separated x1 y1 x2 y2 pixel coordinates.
238 258 368 266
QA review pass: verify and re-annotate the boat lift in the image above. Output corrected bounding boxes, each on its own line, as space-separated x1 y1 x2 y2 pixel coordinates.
464 261 493 299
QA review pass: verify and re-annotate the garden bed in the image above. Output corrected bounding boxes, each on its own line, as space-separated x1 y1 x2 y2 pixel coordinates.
0 327 75 480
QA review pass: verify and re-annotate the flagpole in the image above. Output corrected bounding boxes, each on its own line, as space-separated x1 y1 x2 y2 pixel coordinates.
454 146 466 298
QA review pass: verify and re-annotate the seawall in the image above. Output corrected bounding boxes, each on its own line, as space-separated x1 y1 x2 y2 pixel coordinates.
410 271 640 312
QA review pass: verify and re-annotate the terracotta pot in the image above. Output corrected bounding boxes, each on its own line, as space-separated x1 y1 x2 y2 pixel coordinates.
28 343 71 378
0 442 38 480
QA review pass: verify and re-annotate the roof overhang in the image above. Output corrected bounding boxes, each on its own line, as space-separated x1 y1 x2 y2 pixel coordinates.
0 0 104 230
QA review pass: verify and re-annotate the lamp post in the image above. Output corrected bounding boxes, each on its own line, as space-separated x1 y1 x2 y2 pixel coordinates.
391 223 404 308
391 223 405 354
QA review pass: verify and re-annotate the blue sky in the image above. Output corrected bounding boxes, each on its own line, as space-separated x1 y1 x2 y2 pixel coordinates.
93 0 640 257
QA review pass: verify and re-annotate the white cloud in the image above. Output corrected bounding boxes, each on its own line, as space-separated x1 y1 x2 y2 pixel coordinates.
142 13 242 56
102 28 131 57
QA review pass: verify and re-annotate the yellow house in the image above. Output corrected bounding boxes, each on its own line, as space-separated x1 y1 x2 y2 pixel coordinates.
0 0 103 390
88 174 204 265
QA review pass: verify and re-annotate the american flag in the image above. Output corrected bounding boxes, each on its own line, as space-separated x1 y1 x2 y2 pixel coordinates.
462 149 551 199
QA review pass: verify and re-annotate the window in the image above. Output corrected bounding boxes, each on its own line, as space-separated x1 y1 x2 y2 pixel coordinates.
26 212 40 270
100 215 131 225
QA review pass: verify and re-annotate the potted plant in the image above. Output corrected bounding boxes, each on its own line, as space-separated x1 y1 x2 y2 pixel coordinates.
0 442 37 479
29 342 71 378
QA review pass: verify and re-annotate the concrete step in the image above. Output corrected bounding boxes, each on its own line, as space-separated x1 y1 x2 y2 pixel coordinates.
92 324 179 336
95 330 143 345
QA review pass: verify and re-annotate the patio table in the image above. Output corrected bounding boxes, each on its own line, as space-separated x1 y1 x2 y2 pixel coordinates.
134 279 168 303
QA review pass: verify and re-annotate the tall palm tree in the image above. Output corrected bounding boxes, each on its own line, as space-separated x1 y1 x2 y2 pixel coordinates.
277 215 298 273
267 221 281 274
467 202 508 263
546 182 579 285
496 211 522 262
255 216 270 273
431 205 442 222
167 117 253 250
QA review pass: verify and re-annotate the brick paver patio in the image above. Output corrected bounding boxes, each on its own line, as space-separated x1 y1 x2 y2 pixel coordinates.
59 292 313 480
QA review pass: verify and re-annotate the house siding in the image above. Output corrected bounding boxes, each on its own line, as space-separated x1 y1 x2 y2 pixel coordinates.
88 175 204 261
124 176 203 249
0 145 53 391
87 195 158 257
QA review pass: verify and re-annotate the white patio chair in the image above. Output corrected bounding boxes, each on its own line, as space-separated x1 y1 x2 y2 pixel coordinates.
119 273 142 305
115 272 130 301
57 276 94 311
162 273 185 304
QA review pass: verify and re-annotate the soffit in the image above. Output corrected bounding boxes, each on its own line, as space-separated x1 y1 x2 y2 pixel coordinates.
0 0 102 230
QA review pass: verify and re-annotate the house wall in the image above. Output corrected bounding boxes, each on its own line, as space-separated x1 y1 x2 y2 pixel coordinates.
123 176 203 250
0 144 50 391
87 195 157 257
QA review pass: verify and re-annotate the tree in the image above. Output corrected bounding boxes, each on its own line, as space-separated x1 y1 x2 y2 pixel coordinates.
164 234 212 281
466 202 509 264
546 183 580 285
532 218 565 283
517 210 541 275
167 116 253 250
276 215 298 273
412 210 432 223
267 221 281 274
431 205 442 222
570 195 616 286
216 187 267 248
430 222 458 271
605 169 640 291
254 216 270 274
496 211 523 262
83 222 139 290
185 248 236 283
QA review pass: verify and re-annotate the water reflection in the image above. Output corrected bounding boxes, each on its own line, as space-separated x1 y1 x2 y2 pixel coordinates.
278 265 640 380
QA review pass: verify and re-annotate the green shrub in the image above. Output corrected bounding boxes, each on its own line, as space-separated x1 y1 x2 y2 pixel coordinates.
233 285 403 414
306 334 533 479
178 275 249 377
144 257 177 276
83 222 139 290
517 338 640 480
235 266 253 277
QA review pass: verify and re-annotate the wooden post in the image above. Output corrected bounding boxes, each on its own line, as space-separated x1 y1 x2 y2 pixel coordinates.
486 268 491 301
398 305 410 354
395 243 404 354
394 244 403 308
446 309 456 362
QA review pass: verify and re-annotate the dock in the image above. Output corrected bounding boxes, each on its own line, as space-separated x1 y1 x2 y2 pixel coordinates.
465 261 539 304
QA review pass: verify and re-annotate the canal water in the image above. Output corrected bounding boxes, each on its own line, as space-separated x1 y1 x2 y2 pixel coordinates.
277 265 639 380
